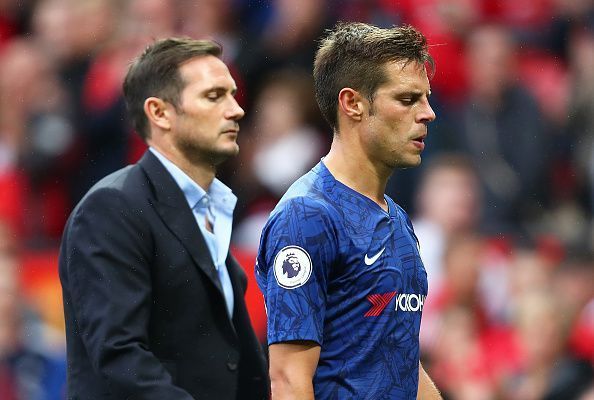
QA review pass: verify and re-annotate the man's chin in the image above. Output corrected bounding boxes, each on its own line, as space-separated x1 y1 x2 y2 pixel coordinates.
223 144 240 158
179 143 239 167
392 156 422 170
211 145 240 164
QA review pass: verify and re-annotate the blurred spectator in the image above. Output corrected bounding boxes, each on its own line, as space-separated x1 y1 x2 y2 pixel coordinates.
482 0 554 47
583 386 594 400
435 235 487 323
79 0 180 168
32 0 114 67
453 24 550 237
480 239 562 327
507 249 555 312
554 27 594 249
430 306 498 400
0 38 75 245
502 289 593 400
423 234 520 369
0 0 33 49
32 0 127 204
0 222 66 400
422 234 488 350
123 0 177 42
178 0 240 62
547 0 594 58
235 0 329 107
554 251 594 363
412 153 481 291
231 69 326 252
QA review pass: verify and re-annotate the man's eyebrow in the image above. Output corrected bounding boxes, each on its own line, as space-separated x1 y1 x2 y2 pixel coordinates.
204 86 238 95
394 89 431 97
394 90 423 97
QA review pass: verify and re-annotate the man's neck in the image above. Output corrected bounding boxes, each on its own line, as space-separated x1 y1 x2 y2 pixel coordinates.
323 137 390 211
150 144 216 191
174 157 216 192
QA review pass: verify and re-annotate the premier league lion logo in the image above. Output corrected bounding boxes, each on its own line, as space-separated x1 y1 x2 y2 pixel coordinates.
274 245 312 289
282 253 301 278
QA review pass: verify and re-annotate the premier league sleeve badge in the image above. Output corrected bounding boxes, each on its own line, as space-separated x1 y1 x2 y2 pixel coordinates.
273 245 313 289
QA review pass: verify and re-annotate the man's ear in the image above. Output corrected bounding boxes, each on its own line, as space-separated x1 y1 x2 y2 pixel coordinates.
337 88 366 122
144 97 174 131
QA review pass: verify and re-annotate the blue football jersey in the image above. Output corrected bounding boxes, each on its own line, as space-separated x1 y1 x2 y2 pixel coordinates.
256 161 429 399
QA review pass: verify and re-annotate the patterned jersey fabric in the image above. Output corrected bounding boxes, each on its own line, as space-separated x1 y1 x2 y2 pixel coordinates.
256 161 428 399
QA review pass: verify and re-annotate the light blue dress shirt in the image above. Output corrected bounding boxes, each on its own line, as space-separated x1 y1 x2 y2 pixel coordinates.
150 147 236 318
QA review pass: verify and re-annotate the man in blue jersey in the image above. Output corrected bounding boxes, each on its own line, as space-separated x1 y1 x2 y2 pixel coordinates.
256 22 442 399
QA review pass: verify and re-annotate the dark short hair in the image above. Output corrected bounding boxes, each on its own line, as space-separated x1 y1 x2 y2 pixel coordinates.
313 22 434 132
123 37 222 140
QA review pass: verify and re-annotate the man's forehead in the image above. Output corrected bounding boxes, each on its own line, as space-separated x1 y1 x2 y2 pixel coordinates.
385 59 429 76
179 55 236 89
381 60 431 90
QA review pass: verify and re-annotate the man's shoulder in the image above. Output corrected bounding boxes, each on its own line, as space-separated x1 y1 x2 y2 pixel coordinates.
80 164 140 201
271 195 333 226
263 192 339 249
275 164 339 212
69 163 149 221
89 163 144 194
273 186 335 224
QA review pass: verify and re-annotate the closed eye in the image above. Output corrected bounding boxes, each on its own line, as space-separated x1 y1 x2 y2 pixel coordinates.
399 92 421 103
207 90 224 101
398 92 429 107
206 87 238 102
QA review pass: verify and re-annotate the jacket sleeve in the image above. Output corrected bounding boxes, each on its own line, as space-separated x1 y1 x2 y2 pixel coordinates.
62 187 195 399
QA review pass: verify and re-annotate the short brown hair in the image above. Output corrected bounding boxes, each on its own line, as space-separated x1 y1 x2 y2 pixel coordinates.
123 37 222 140
313 22 433 132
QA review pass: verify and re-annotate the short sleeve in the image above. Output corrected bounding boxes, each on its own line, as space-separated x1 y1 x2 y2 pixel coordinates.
255 196 337 346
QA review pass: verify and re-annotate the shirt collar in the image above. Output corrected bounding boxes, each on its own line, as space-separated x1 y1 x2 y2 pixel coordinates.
149 147 236 214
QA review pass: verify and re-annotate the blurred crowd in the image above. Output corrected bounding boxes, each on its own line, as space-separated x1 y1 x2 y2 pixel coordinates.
0 0 593 399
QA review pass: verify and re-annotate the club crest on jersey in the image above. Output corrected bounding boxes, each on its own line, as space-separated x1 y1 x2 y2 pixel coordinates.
273 246 312 289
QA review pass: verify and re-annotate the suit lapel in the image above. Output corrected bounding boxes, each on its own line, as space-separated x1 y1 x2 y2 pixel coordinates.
226 255 245 335
138 151 224 297
226 256 245 313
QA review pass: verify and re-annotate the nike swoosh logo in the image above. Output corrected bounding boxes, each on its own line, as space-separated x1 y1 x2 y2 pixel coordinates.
364 247 385 265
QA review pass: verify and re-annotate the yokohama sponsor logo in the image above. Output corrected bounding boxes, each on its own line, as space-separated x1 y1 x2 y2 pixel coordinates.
365 291 426 317
394 293 425 312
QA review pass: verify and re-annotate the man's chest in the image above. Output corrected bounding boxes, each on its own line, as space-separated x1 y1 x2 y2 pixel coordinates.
326 215 428 320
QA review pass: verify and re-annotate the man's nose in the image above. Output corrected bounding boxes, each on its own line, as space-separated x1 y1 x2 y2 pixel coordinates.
418 99 436 123
226 97 245 120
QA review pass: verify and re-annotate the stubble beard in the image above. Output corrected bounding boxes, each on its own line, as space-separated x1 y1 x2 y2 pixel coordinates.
393 154 422 170
175 133 239 169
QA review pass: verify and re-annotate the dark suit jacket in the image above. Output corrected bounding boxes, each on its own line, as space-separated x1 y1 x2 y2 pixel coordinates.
59 151 269 400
